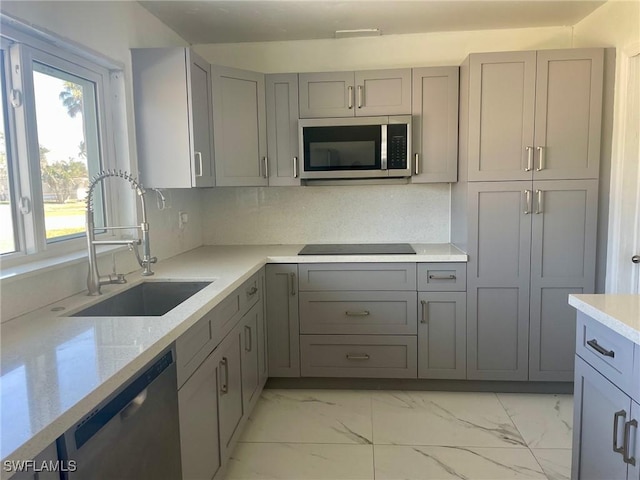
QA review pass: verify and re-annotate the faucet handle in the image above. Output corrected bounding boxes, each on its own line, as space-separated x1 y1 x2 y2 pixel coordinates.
149 257 157 264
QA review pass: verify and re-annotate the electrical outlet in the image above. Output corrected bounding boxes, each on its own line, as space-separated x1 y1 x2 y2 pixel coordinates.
178 211 188 230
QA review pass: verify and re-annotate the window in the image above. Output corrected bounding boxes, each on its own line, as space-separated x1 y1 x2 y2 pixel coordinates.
1 24 116 264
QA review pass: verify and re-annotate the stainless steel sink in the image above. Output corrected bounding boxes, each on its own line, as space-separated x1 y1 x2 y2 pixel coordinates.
73 281 211 317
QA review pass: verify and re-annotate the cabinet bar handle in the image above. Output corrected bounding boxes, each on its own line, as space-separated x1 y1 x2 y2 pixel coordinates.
357 85 363 108
293 157 298 179
346 353 370 361
420 300 428 324
624 419 638 465
244 325 252 352
414 153 420 175
348 86 354 109
345 310 370 316
535 189 543 214
194 151 203 177
536 146 545 171
263 157 269 178
524 190 532 215
587 339 615 358
614 410 627 454
428 274 456 280
525 146 533 172
289 272 296 296
220 357 229 394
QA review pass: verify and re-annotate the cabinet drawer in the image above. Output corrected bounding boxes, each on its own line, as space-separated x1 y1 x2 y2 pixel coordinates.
576 312 635 396
241 270 263 312
176 314 213 388
210 291 242 347
300 335 417 378
417 263 466 291
299 291 417 335
299 263 417 291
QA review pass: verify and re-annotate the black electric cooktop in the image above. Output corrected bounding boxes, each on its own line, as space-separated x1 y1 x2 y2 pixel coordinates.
298 243 416 255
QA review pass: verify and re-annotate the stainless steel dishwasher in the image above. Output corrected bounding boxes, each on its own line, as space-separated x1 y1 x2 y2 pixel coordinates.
58 348 182 479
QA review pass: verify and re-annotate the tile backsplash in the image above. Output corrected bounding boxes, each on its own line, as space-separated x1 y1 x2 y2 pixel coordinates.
201 184 450 245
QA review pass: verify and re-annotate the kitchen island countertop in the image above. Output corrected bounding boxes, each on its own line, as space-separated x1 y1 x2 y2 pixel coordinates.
569 293 640 345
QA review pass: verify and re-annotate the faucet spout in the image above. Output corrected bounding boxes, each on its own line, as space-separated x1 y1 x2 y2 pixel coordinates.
85 170 155 295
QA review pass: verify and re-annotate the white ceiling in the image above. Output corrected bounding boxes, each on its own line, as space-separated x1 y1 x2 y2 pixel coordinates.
139 0 606 45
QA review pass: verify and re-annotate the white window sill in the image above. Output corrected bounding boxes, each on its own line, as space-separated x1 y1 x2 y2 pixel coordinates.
0 245 127 284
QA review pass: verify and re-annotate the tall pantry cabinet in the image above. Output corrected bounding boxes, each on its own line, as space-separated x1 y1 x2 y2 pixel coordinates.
452 48 604 381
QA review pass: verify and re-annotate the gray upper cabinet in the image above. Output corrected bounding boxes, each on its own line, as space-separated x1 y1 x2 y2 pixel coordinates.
299 69 411 118
466 49 603 182
266 264 300 377
132 48 214 188
411 67 459 183
212 65 268 186
266 74 300 186
529 180 598 381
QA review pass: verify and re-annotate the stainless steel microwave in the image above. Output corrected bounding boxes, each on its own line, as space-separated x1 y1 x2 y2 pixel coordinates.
299 115 412 180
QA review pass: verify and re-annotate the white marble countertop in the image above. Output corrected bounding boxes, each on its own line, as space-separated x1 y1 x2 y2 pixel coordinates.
569 294 640 345
0 243 466 473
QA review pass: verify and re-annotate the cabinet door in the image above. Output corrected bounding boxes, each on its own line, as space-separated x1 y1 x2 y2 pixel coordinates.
629 400 640 480
217 329 243 460
418 292 466 379
572 356 630 480
266 264 300 377
189 52 215 187
468 51 536 181
212 65 268 186
178 352 221 480
241 302 261 413
411 67 459 183
132 48 213 188
529 180 598 381
354 68 411 116
266 74 301 186
467 182 532 380
534 49 603 180
299 71 355 118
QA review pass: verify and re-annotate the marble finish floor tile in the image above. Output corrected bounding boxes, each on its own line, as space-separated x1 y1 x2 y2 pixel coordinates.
531 448 572 480
372 391 527 447
238 389 373 444
497 394 573 448
224 443 374 479
374 445 548 479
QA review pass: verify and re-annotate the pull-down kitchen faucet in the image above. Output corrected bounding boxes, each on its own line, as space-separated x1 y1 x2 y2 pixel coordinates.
85 170 157 295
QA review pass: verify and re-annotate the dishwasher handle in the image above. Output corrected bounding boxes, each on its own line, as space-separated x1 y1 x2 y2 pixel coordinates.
120 389 148 420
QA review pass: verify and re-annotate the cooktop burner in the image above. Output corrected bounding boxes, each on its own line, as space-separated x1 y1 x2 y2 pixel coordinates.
298 243 416 255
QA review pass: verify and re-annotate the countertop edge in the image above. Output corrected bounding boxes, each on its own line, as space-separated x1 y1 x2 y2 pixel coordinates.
569 294 640 345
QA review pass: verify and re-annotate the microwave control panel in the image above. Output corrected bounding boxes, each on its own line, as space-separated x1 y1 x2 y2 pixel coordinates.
387 124 408 170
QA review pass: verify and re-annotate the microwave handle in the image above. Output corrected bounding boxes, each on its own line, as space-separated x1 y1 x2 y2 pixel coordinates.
381 125 388 170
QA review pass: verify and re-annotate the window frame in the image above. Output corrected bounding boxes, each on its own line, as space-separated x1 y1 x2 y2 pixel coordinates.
0 21 123 267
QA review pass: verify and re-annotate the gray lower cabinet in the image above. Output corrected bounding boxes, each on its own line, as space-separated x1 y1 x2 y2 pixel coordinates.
411 66 459 183
212 65 268 186
572 356 635 480
240 301 261 413
466 180 597 381
266 73 300 186
300 335 417 378
217 324 244 462
298 263 417 291
629 400 640 480
178 351 221 480
266 264 300 377
418 292 466 379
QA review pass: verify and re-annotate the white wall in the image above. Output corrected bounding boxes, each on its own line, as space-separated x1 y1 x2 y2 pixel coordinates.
0 1 203 321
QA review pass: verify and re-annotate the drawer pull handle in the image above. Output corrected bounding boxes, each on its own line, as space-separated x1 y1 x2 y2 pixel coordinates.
614 410 627 454
624 419 638 465
345 311 370 317
428 274 456 280
420 300 429 324
244 325 252 352
587 339 615 358
289 272 296 296
346 354 370 361
247 286 258 297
